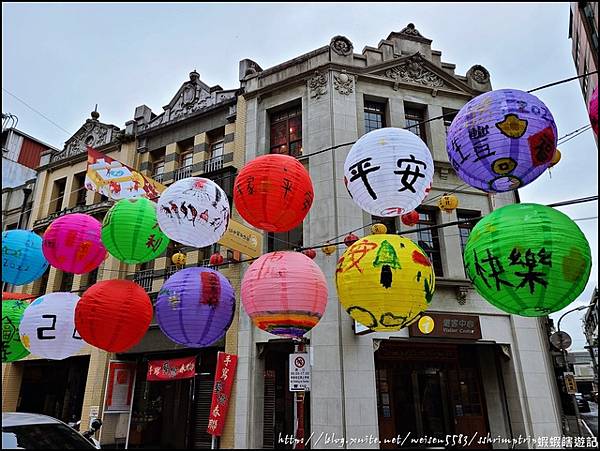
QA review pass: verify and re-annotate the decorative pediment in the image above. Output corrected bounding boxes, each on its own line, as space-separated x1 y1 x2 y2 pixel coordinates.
146 71 237 130
51 111 119 163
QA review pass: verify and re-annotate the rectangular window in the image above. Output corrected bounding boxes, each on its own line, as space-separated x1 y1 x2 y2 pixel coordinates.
582 57 589 98
269 104 302 157
268 224 303 252
153 159 165 184
404 107 427 144
364 101 386 133
210 141 224 158
74 172 87 207
59 271 74 292
443 109 459 136
86 267 99 288
415 208 443 276
574 30 580 70
457 211 481 254
180 151 193 169
371 215 397 234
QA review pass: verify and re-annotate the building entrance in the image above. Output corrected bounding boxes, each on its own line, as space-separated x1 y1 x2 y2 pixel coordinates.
376 342 490 449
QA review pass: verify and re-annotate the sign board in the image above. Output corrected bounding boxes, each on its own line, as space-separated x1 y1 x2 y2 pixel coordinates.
564 372 578 394
207 352 238 437
104 361 136 413
147 356 196 381
218 218 263 258
289 353 310 392
550 331 572 350
409 313 482 340
354 320 373 335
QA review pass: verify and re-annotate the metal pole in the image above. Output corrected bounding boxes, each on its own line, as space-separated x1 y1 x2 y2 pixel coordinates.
294 340 306 450
211 435 217 449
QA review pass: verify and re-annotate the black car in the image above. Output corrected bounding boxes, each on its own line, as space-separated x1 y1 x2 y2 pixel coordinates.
575 393 591 413
2 413 100 449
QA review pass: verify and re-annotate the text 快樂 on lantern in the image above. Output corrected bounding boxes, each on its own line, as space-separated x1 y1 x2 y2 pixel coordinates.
336 234 435 331
344 127 434 217
464 203 591 316
155 267 235 347
2 230 49 286
233 154 314 233
241 251 328 338
446 89 558 192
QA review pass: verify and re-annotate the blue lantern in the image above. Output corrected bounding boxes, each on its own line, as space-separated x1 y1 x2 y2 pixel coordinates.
2 230 49 286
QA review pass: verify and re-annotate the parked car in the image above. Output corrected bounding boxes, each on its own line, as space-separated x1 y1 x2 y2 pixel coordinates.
575 393 591 413
2 412 101 449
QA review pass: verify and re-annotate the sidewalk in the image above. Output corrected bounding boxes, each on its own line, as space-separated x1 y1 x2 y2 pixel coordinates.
564 415 595 438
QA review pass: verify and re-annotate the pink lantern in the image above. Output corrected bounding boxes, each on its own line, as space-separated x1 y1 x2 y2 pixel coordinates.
42 214 106 274
589 84 598 136
241 251 328 338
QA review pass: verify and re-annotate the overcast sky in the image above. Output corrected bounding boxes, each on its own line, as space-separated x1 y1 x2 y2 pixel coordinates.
3 2 597 351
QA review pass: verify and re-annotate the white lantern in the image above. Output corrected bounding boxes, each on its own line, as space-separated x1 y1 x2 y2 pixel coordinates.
156 177 230 248
343 127 434 217
19 292 86 360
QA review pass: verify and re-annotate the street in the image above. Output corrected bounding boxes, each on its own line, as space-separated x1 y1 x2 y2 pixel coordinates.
581 401 598 437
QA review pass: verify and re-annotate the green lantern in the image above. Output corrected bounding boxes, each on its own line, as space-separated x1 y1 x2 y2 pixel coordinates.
101 198 170 264
464 203 591 316
2 300 30 362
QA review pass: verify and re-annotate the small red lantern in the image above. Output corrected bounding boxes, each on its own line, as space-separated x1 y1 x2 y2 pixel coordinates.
302 248 317 259
75 280 152 353
344 233 359 247
233 154 314 232
209 252 224 266
401 210 420 227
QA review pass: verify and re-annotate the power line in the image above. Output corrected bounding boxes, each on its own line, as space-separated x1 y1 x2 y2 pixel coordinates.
527 70 599 94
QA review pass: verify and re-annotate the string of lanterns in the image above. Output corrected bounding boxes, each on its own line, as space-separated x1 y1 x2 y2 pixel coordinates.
2 79 596 361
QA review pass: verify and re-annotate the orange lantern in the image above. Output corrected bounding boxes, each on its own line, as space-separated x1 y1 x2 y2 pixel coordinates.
549 148 561 168
172 252 187 267
438 193 459 214
344 233 359 247
209 252 224 266
401 210 420 227
302 248 317 259
371 223 387 234
233 154 314 232
322 244 337 256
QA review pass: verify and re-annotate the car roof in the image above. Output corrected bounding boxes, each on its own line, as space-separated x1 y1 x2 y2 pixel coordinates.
2 412 64 427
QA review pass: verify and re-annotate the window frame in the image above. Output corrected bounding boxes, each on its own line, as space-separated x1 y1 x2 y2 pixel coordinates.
269 104 303 157
415 208 443 277
404 107 427 144
364 100 386 133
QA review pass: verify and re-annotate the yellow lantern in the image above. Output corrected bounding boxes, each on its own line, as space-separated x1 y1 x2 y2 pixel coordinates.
438 193 459 214
322 244 337 256
371 223 387 234
172 252 187 267
549 148 561 168
336 234 435 331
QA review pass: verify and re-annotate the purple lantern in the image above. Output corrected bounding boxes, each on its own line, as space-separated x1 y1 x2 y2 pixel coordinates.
155 267 235 347
447 89 558 192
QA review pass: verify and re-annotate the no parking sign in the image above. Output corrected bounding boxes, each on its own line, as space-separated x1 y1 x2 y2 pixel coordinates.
289 353 310 392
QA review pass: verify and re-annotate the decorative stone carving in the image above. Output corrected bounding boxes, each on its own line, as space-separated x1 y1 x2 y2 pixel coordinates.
333 71 353 95
309 71 328 100
399 23 424 38
468 64 490 84
382 54 444 89
330 35 353 56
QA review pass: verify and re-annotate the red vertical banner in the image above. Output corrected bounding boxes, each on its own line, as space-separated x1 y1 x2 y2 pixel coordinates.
105 361 136 412
207 352 238 437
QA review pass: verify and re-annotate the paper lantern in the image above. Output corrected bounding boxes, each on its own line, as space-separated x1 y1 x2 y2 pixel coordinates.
322 244 337 255
2 300 30 362
401 210 420 227
42 214 106 274
336 234 435 331
241 251 328 338
464 203 591 316
438 193 459 214
344 127 434 217
447 89 557 192
344 233 359 247
102 198 169 264
589 84 598 136
302 248 317 259
549 149 561 168
371 223 388 234
157 177 230 248
155 267 235 347
2 230 49 286
172 252 187 267
19 293 86 360
233 154 314 232
209 253 224 266
75 280 152 352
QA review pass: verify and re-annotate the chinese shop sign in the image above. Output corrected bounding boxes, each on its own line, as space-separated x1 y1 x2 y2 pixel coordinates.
207 352 238 436
409 313 482 340
146 356 197 381
104 361 136 412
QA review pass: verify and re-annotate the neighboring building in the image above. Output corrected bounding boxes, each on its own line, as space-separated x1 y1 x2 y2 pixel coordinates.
233 24 563 448
569 1 598 142
582 288 598 392
568 351 597 397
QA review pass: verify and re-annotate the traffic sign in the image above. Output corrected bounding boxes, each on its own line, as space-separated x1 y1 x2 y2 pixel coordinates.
289 353 310 392
564 372 578 394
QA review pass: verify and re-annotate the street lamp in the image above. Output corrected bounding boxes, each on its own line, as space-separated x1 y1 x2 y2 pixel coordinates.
556 303 592 437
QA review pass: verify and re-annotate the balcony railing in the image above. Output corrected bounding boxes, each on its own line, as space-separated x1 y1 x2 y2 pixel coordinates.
153 173 164 184
174 165 193 181
133 269 155 292
33 200 114 231
203 155 223 173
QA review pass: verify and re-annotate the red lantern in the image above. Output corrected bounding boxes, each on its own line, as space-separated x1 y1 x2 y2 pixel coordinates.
344 233 359 247
209 252 224 266
233 154 314 232
75 280 152 352
401 210 420 227
302 248 317 259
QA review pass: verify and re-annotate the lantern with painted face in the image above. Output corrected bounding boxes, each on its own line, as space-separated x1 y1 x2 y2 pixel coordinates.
2 299 30 362
2 230 49 286
446 89 557 192
344 128 434 217
336 234 435 331
19 292 86 360
157 177 230 248
464 203 591 316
